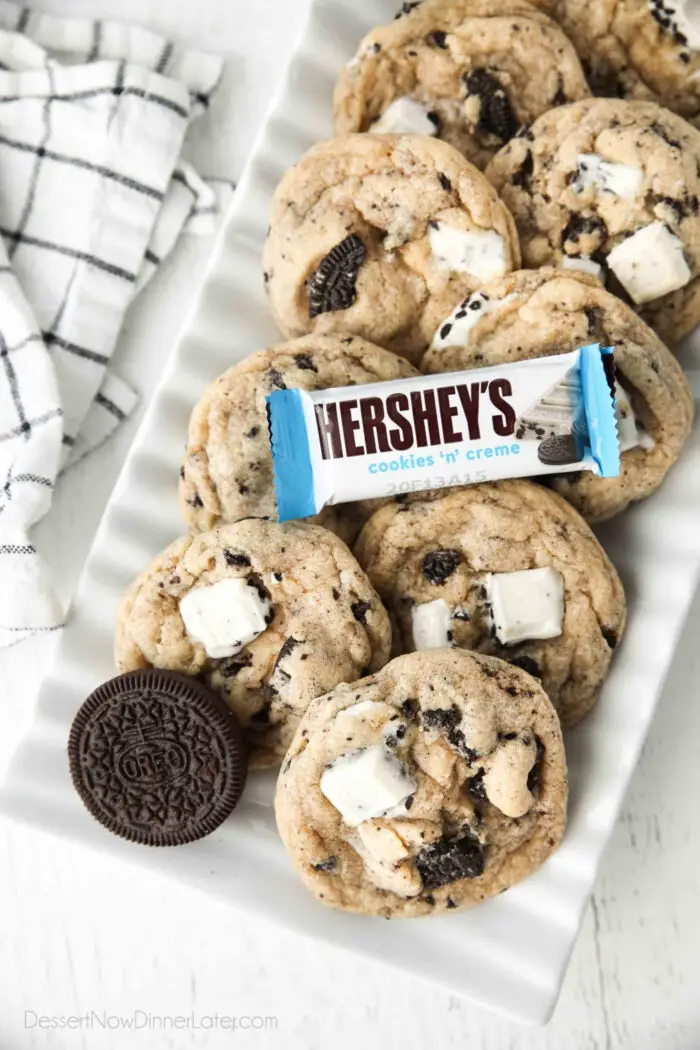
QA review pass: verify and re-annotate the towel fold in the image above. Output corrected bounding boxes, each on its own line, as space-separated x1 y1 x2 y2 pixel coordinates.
0 2 228 646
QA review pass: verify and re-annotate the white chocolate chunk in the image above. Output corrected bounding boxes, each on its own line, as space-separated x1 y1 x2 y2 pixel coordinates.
431 292 517 349
320 745 416 827
484 567 564 645
483 736 537 818
561 255 603 279
370 96 437 136
179 578 270 659
428 222 508 281
571 153 644 200
607 222 691 303
411 599 453 650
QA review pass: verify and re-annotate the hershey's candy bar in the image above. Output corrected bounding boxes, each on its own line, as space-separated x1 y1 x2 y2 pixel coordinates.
267 345 619 521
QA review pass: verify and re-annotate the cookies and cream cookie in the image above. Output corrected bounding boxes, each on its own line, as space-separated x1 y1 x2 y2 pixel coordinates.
115 519 392 769
423 268 694 521
354 480 626 727
275 648 567 917
334 0 590 171
179 335 419 542
263 133 520 364
486 98 700 345
552 0 700 125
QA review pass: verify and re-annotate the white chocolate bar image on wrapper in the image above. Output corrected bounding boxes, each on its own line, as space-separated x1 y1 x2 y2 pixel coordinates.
267 344 620 522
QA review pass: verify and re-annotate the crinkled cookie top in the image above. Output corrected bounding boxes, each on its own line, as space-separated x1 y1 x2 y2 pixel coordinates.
335 0 590 170
264 133 520 364
354 479 626 727
553 0 700 124
115 519 392 769
275 647 567 917
486 98 700 344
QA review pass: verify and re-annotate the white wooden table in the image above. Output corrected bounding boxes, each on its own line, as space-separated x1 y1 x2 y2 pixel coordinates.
0 2 698 1047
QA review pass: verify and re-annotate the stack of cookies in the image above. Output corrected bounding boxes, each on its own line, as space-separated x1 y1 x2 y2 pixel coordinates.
77 0 700 919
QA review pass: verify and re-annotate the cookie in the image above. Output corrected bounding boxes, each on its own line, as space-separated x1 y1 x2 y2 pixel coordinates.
263 133 520 364
334 0 590 171
423 268 693 521
68 669 248 846
115 519 392 769
179 334 419 543
485 99 700 345
275 648 567 917
552 0 700 125
354 480 626 727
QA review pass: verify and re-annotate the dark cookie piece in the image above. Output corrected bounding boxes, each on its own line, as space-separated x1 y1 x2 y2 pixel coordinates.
223 550 251 567
294 353 318 372
307 234 366 318
312 856 338 872
422 549 462 584
394 1 421 17
267 368 287 390
422 706 477 762
537 433 582 466
464 70 517 143
561 213 608 255
220 652 253 678
511 150 533 190
527 737 545 794
401 698 419 719
68 669 247 846
384 724 407 749
421 706 461 732
466 768 487 801
416 830 485 889
351 599 372 624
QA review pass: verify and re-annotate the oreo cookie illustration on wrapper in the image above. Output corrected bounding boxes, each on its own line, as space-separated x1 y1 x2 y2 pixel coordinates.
68 669 248 846
537 433 583 466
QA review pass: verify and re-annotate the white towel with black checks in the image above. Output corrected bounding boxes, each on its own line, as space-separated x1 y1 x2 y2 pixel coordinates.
0 2 226 647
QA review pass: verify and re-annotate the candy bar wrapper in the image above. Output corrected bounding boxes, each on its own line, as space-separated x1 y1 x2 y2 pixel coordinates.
267 344 620 522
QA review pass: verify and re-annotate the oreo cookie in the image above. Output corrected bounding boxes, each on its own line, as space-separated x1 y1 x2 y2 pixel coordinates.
68 669 247 846
307 234 366 318
537 433 582 466
464 69 517 143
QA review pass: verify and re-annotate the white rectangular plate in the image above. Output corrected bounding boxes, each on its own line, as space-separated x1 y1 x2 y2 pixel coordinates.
2 0 700 1026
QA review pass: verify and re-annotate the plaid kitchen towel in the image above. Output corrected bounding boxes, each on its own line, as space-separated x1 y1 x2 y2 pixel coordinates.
0 3 226 646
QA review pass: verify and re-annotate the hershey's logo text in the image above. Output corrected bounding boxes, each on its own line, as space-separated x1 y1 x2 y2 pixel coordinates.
314 380 516 460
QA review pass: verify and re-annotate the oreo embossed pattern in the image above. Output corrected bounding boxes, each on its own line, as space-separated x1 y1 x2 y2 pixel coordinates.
68 669 248 846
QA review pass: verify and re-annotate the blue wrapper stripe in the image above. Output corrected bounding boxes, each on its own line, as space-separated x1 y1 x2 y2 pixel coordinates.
266 389 317 522
579 343 620 478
